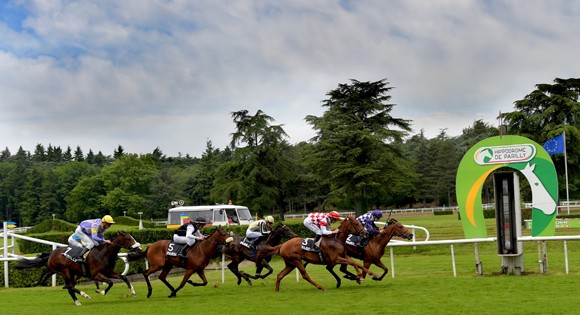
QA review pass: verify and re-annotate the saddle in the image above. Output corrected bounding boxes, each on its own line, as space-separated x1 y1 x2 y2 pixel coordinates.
166 242 187 257
62 246 86 263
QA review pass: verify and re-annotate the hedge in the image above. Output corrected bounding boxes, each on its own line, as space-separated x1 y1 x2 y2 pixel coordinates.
7 220 322 288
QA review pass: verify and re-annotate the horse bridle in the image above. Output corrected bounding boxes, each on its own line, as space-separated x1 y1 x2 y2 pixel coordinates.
107 233 141 251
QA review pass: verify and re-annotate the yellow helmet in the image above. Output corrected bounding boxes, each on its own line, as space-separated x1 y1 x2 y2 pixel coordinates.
102 215 115 224
265 216 275 223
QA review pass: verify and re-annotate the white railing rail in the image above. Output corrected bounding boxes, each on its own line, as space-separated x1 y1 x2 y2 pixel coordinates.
386 235 580 278
1 222 131 288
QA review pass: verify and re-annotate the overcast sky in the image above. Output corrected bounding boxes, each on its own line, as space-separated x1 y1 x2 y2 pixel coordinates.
1 1 579 158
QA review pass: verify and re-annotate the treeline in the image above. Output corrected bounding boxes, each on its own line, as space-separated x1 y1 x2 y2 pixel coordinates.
1 78 578 226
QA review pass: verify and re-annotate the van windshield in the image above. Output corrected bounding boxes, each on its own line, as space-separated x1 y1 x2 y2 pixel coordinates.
236 208 253 221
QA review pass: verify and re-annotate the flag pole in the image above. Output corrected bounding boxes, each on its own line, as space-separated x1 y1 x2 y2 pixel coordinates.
564 132 570 214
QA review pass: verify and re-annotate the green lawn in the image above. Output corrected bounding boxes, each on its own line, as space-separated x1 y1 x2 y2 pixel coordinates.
3 214 580 314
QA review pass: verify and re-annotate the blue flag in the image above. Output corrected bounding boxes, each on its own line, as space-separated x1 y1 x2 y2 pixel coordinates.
543 133 565 155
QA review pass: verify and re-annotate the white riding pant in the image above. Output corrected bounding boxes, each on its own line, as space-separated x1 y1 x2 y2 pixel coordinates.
304 218 332 236
68 226 98 249
173 234 197 246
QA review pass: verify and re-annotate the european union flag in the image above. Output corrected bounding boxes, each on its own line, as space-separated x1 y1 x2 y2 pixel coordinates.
543 133 565 155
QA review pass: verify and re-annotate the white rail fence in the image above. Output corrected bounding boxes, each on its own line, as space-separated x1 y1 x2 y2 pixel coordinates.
1 222 131 288
4 221 580 288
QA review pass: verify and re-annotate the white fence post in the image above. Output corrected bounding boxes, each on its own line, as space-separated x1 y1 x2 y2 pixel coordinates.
3 222 8 288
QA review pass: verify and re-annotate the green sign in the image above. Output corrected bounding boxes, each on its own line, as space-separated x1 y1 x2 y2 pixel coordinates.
456 135 558 238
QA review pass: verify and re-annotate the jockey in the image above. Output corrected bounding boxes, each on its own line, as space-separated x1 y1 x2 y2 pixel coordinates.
245 215 275 248
303 211 341 250
357 209 383 236
173 217 207 258
356 209 383 246
67 215 115 263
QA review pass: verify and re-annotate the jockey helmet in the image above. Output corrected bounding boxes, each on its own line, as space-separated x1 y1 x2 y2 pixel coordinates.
265 216 275 223
328 211 340 220
372 209 383 219
194 217 207 224
102 215 115 224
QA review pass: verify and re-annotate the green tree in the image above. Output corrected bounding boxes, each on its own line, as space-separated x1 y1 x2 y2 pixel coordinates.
99 154 157 217
212 110 291 217
305 79 413 215
502 78 580 199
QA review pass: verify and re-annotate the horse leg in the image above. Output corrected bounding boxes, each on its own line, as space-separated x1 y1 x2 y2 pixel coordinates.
142 262 168 298
325 265 342 289
338 264 359 281
94 280 101 294
157 265 177 298
36 269 55 286
255 260 273 279
274 262 296 292
187 270 208 287
93 273 113 296
227 260 252 286
294 261 326 291
118 274 137 297
370 259 388 281
62 272 90 306
169 268 196 298
335 256 377 282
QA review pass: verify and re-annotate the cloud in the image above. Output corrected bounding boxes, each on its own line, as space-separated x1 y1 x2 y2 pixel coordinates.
1 0 579 156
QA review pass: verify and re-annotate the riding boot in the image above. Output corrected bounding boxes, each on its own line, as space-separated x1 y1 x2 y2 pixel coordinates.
178 245 189 258
313 234 322 250
76 248 89 263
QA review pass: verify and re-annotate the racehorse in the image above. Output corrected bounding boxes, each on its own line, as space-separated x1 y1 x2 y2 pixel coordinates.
141 226 229 298
223 223 298 285
270 215 379 292
15 231 142 306
339 218 413 282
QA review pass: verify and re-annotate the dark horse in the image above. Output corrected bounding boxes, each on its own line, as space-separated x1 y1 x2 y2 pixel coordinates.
223 224 298 285
141 226 229 298
339 218 413 282
269 216 378 292
15 231 142 306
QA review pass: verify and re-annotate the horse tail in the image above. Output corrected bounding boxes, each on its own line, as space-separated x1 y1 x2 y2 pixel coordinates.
262 244 283 256
126 246 149 262
14 252 51 270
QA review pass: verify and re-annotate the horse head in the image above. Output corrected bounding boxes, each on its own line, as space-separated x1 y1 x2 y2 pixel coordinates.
339 216 368 236
111 231 142 252
385 219 413 240
271 224 299 239
208 226 230 249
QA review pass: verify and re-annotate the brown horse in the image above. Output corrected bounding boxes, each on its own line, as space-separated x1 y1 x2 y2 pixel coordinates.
141 226 229 298
339 218 413 282
15 231 142 306
271 216 378 292
223 224 298 285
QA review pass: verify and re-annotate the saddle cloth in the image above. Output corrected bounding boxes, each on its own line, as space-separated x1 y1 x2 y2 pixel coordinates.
346 234 360 246
62 246 85 263
301 238 318 252
167 242 186 257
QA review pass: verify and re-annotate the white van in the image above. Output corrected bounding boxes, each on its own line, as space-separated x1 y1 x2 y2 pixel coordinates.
166 204 254 228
